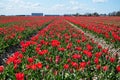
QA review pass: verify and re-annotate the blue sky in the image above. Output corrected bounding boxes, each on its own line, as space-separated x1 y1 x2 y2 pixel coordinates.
0 0 120 15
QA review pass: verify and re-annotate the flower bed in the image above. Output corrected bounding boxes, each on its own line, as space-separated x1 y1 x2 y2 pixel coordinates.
0 18 119 80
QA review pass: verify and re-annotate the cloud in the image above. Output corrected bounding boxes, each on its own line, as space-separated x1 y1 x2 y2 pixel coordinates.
69 0 79 5
44 0 96 14
68 0 95 14
92 0 108 3
8 0 41 9
0 0 43 15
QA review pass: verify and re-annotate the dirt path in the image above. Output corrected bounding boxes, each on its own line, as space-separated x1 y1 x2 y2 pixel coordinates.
67 21 120 59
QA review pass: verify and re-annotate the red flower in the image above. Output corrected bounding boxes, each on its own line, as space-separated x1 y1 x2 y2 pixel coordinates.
0 66 4 73
55 56 61 64
27 57 34 63
51 40 60 47
75 46 82 51
66 42 72 49
21 48 26 53
102 48 108 53
38 49 48 55
18 53 23 59
103 66 108 71
15 72 24 80
116 65 120 72
80 62 87 69
72 54 82 59
83 50 92 58
96 65 101 70
6 57 13 64
36 62 42 69
109 57 116 63
58 47 65 51
76 40 81 43
36 47 40 52
106 55 109 60
98 45 102 49
63 64 69 70
14 51 20 57
95 52 102 58
82 37 86 42
71 62 78 68
67 58 71 63
86 44 93 51
13 59 22 65
31 64 37 70
94 57 99 64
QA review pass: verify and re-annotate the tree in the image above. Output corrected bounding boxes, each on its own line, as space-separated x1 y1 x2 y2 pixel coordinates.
92 12 99 16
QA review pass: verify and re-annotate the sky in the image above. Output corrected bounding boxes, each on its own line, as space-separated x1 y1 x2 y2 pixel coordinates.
0 0 120 15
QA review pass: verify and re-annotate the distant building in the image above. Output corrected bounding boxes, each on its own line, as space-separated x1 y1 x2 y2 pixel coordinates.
32 13 43 16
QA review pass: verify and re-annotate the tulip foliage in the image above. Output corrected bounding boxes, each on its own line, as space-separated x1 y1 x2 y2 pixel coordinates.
0 17 120 80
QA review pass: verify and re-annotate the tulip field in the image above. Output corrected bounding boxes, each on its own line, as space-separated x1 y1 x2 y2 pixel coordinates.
0 16 120 80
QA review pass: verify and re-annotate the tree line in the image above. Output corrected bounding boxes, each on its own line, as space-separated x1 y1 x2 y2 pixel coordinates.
74 10 120 16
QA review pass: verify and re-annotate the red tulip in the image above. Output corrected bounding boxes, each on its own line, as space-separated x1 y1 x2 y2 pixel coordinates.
71 62 78 68
76 40 81 43
67 58 71 63
15 72 24 80
63 64 69 70
51 40 60 47
103 66 108 71
75 46 82 51
83 50 92 58
31 64 37 70
95 52 102 58
55 56 61 64
80 62 87 69
27 57 34 63
109 57 116 63
0 66 4 73
116 65 120 72
58 47 65 51
36 62 42 69
96 65 101 70
86 44 93 51
72 54 82 59
94 57 99 64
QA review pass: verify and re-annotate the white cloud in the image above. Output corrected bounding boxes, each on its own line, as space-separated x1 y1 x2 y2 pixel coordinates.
45 0 96 14
69 0 79 5
68 0 95 14
0 0 42 15
92 0 108 3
